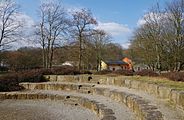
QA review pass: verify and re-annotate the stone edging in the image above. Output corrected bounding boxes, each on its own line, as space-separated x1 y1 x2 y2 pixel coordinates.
45 75 184 110
0 92 116 120
20 82 164 120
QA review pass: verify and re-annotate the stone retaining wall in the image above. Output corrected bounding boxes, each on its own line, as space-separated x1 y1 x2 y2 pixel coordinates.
0 92 115 120
20 82 163 120
44 75 184 110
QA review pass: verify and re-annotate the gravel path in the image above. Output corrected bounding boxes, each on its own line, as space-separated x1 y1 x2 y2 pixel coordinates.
53 82 184 120
0 99 99 120
94 84 184 120
22 90 136 120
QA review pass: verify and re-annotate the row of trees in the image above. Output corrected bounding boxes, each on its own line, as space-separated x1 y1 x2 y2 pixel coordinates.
35 1 117 70
128 0 184 72
0 43 124 71
0 0 125 71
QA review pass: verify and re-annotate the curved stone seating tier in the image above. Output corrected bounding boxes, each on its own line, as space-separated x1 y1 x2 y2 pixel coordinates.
0 91 116 120
20 82 163 120
45 75 184 110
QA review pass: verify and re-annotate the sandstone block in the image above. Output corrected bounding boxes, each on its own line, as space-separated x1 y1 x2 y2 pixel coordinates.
114 76 125 86
131 80 141 89
124 79 132 88
146 83 158 96
106 77 115 85
178 92 184 110
158 86 172 99
170 90 179 105
101 116 116 120
0 93 6 99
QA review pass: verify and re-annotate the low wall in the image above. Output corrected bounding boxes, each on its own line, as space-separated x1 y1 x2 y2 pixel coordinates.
0 92 115 120
44 75 184 110
20 82 163 120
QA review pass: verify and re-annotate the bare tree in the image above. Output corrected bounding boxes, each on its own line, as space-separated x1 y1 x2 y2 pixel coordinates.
0 0 22 51
36 1 68 68
166 0 184 71
71 9 97 71
129 0 184 71
140 5 164 72
91 29 110 71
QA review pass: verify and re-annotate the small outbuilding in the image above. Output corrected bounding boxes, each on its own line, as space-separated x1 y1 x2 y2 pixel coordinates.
99 57 133 71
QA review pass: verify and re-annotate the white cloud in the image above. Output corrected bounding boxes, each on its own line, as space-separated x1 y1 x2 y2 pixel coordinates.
137 12 169 26
16 13 35 29
95 22 132 48
96 22 131 36
137 18 146 26
121 42 130 49
12 13 36 49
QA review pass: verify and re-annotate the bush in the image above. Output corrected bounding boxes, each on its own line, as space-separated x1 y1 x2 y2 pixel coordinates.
0 65 93 92
0 73 23 92
17 69 48 83
38 66 92 75
161 72 184 82
114 69 134 76
135 69 158 77
94 69 133 76
0 66 8 72
94 69 112 75
50 66 80 75
0 69 48 92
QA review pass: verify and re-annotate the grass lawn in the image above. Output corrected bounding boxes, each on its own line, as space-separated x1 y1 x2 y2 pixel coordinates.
123 76 184 91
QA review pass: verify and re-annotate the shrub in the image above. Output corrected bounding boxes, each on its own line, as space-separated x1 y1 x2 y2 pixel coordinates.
161 72 184 82
50 66 80 75
0 73 23 92
80 70 92 75
94 69 112 75
0 69 48 92
114 69 134 76
0 66 8 72
0 65 93 92
94 69 133 76
135 69 158 77
17 69 48 83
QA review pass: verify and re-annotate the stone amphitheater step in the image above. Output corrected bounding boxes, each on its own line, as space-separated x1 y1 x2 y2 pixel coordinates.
20 82 165 120
0 90 136 120
45 75 184 111
0 99 99 120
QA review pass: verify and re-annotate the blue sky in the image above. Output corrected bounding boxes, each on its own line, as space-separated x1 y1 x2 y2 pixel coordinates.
15 0 171 48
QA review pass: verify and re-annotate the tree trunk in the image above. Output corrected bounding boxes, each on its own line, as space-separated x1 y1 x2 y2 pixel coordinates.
78 35 82 71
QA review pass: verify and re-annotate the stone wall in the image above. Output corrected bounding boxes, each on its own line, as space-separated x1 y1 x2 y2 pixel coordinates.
44 75 184 110
20 82 163 120
0 92 116 120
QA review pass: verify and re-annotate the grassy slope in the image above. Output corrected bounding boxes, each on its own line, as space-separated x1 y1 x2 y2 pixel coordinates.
123 76 184 91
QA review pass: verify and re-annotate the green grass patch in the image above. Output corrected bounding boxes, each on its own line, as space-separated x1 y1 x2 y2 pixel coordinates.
123 76 184 91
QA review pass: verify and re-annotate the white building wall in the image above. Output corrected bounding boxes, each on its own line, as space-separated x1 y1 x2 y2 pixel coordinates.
109 66 122 71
